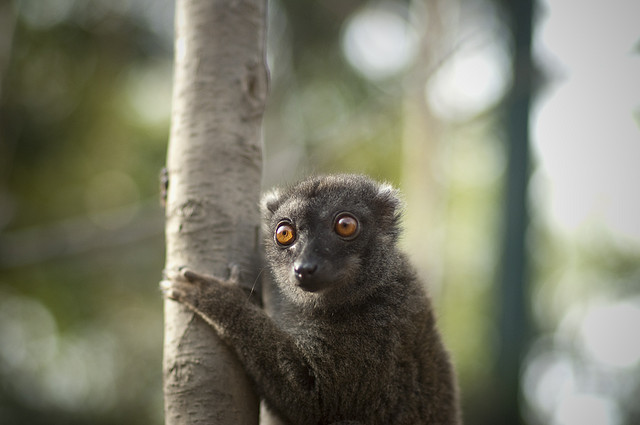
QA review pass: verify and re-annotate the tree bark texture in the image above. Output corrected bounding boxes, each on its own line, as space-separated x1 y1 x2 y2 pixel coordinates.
163 0 268 424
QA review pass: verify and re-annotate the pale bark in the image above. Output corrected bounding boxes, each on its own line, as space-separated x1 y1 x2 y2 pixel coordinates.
163 0 268 424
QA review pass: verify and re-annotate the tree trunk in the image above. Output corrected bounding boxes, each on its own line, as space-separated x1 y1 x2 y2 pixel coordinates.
163 0 268 424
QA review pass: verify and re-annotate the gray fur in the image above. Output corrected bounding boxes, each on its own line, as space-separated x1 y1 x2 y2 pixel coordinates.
162 174 461 425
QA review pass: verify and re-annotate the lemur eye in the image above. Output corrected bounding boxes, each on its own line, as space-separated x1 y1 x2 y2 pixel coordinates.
334 213 359 239
275 222 296 246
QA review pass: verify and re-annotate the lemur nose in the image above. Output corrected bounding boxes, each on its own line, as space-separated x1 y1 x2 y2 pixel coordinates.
294 262 317 280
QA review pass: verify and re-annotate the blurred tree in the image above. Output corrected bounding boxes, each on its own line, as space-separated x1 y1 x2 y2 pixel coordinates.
162 0 267 424
492 0 536 424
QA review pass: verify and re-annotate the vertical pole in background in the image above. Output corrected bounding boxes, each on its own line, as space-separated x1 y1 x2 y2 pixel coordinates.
497 0 535 423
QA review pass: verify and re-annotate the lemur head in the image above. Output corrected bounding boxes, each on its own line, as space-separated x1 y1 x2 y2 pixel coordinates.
261 174 403 306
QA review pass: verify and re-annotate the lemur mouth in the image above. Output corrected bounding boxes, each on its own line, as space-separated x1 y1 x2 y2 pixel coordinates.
294 273 334 293
296 279 326 293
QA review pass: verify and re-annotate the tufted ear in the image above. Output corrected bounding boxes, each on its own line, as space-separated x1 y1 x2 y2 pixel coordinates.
260 188 282 219
375 182 403 231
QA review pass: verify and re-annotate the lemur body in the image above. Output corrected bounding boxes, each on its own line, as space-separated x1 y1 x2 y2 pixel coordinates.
163 174 461 425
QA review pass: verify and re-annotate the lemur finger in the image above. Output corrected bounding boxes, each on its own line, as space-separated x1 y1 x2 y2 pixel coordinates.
162 268 189 283
159 280 184 300
182 268 211 284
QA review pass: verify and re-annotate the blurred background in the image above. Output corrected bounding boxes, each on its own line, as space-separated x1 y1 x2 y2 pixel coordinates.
0 0 638 424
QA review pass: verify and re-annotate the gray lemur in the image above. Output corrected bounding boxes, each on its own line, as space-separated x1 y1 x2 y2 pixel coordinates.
162 174 461 425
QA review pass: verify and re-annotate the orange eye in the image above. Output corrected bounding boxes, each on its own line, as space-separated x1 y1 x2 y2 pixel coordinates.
334 213 359 238
275 222 296 246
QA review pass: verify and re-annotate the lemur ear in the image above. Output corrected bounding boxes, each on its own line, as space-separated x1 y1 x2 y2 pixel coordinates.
260 188 282 218
375 182 403 230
